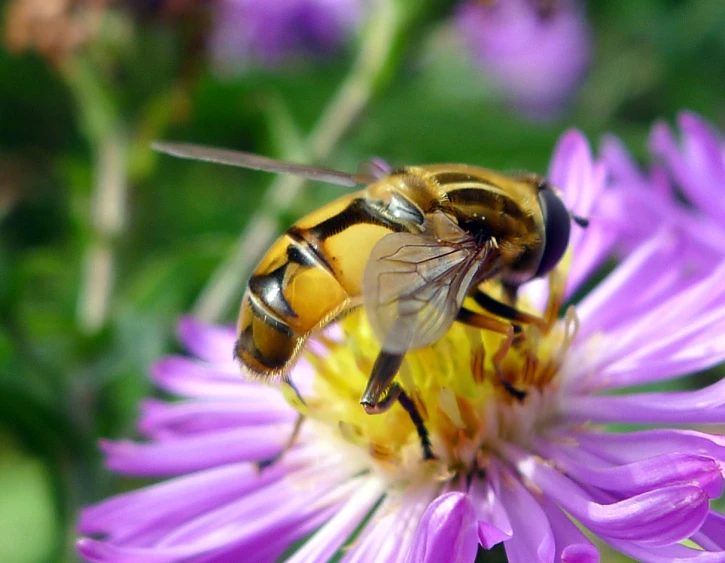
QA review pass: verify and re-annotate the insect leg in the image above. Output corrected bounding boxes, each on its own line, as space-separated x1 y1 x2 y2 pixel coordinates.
456 306 519 335
457 307 526 400
360 351 404 414
492 328 526 401
286 378 307 406
257 413 306 471
471 289 547 331
360 351 435 460
396 385 436 460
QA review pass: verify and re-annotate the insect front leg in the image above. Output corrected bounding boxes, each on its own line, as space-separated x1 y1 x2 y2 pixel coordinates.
492 328 526 401
360 351 404 413
360 350 436 460
456 306 520 335
470 289 547 332
456 307 527 400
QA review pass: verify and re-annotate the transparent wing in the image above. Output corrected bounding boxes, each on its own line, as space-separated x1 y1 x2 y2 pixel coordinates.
363 211 498 353
356 158 391 181
152 142 375 187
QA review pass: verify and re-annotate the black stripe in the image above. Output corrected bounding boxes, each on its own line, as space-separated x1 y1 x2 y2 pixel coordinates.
287 227 335 274
307 198 406 241
234 329 289 370
286 243 318 268
247 273 298 321
446 188 527 220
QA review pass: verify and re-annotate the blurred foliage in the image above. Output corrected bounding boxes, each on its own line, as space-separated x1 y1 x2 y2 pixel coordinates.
1 0 725 561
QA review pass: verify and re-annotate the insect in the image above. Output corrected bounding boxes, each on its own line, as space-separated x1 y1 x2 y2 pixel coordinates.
154 142 587 460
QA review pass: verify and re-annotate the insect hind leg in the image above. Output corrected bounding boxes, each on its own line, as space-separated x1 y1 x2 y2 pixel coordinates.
360 350 436 460
257 413 306 471
257 379 307 471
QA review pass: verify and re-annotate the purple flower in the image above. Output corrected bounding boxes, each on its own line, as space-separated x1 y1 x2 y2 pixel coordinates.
651 112 725 222
456 0 591 119
78 132 725 562
649 111 725 258
601 112 725 270
211 0 362 73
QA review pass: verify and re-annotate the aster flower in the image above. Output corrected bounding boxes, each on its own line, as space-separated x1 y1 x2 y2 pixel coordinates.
456 0 591 119
78 132 725 562
650 111 725 223
601 112 725 269
649 111 725 260
210 0 363 73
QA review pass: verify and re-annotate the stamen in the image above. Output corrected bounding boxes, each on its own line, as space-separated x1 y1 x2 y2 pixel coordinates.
439 387 465 429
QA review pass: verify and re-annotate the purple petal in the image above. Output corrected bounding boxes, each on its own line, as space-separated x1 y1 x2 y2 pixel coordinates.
195 505 336 563
560 544 600 563
575 235 684 340
152 472 358 549
79 473 352 562
177 317 237 364
506 446 709 546
469 469 513 549
695 511 725 551
600 133 644 185
523 129 614 310
78 538 197 563
572 428 725 464
151 357 286 403
494 462 555 563
594 263 725 368
540 499 598 563
568 262 725 392
286 478 384 563
549 130 612 297
563 377 725 425
137 398 295 439
79 461 286 540
549 130 592 195
601 535 725 562
650 112 725 220
540 442 723 498
343 486 439 563
100 423 303 476
405 492 479 563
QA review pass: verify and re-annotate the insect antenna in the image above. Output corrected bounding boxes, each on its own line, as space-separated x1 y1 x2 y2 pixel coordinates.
571 214 589 228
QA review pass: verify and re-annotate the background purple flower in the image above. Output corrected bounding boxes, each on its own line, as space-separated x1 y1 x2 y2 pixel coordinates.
456 0 591 119
651 112 725 221
600 112 725 273
211 0 363 73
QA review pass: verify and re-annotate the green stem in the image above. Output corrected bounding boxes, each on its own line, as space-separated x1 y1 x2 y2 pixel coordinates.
62 56 127 334
192 0 404 322
76 129 128 333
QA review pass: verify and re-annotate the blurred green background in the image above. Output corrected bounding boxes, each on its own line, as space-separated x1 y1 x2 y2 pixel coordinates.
1 0 725 561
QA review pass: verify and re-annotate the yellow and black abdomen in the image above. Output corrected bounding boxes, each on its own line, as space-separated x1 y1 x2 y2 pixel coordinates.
235 192 398 378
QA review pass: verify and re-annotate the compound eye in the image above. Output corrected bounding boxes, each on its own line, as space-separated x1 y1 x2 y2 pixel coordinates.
534 189 571 277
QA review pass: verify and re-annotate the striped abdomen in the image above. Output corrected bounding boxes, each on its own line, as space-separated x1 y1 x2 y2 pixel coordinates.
235 192 400 377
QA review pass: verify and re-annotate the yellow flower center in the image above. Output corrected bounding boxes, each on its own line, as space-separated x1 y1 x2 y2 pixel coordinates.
286 269 579 486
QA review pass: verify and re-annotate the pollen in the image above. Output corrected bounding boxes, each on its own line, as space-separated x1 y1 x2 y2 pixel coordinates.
298 276 577 485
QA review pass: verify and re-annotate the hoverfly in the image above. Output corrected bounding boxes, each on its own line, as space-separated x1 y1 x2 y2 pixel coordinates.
154 142 587 460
